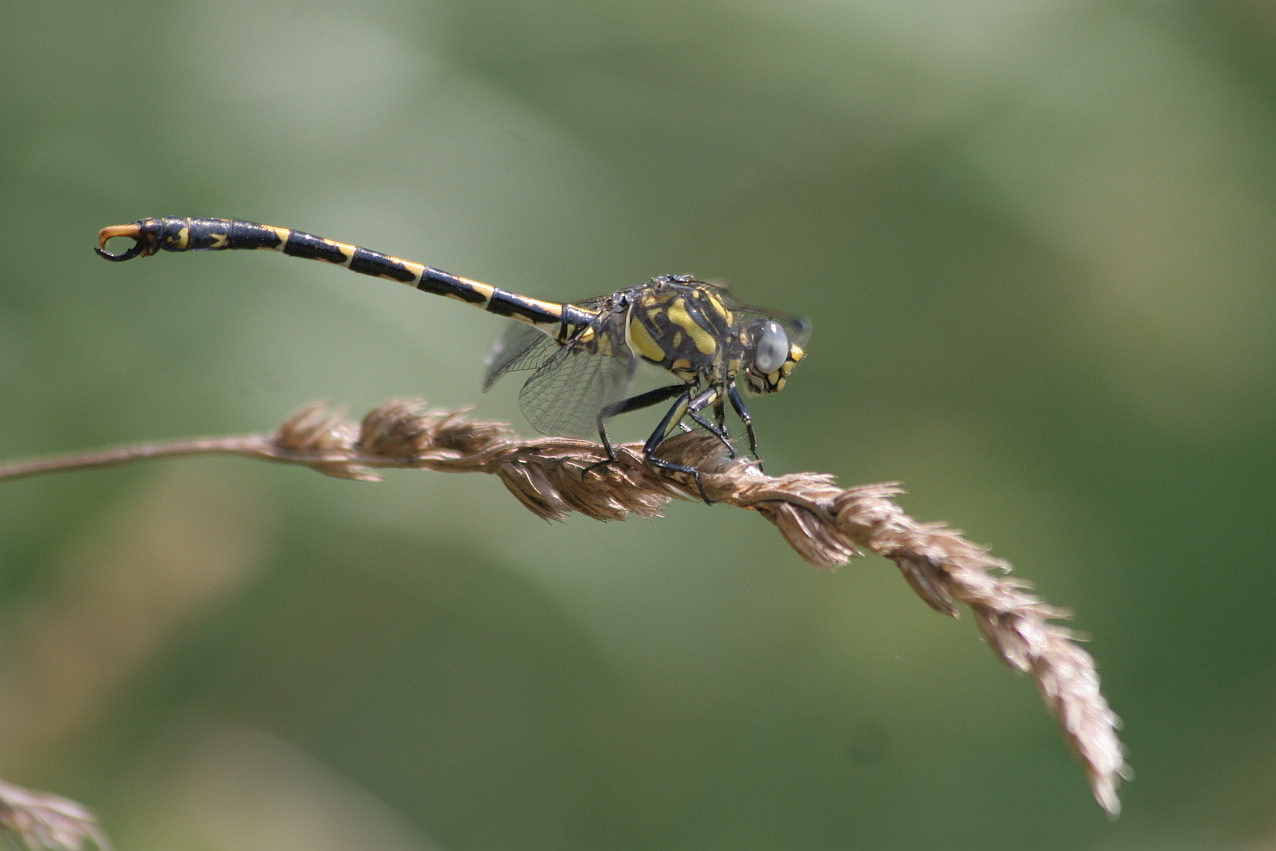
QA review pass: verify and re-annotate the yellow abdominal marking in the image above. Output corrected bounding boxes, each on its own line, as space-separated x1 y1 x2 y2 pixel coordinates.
466 279 496 303
521 295 562 316
331 240 355 265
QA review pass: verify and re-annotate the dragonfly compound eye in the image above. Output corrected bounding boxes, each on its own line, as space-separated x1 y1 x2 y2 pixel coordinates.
753 320 789 373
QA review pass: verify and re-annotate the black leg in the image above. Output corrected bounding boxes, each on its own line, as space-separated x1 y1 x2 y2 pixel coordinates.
582 384 690 479
580 382 739 504
686 410 734 454
726 380 760 466
645 385 725 503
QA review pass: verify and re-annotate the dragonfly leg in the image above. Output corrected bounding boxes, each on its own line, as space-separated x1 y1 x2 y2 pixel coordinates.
582 383 690 480
686 409 735 455
673 395 733 452
645 385 726 504
726 380 761 467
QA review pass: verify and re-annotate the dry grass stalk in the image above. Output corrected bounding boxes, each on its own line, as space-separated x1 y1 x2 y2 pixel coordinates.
0 399 1130 814
0 779 109 851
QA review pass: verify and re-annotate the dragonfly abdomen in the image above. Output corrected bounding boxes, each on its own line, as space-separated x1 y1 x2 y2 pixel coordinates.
96 216 581 333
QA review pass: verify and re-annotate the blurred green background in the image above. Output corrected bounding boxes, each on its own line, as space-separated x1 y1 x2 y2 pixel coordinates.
3 0 1274 848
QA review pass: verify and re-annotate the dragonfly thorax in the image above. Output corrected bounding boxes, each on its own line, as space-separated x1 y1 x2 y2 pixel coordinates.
622 277 736 379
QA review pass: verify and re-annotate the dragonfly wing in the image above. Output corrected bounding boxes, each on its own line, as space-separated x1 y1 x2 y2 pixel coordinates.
482 322 557 391
518 342 637 438
725 299 812 348
482 293 614 391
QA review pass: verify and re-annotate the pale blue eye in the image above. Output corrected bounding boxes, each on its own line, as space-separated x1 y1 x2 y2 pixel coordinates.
754 320 789 373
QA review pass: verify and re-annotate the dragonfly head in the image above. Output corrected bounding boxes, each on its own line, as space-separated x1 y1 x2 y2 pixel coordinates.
743 318 806 394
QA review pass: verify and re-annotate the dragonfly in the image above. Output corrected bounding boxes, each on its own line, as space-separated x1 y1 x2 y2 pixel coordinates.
96 217 810 499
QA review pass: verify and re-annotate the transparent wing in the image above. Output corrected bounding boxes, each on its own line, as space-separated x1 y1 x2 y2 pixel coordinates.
481 294 615 391
687 280 811 347
482 321 558 390
725 297 813 348
518 341 637 438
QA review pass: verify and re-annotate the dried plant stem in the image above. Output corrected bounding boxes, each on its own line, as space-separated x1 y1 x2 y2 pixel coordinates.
1 399 1129 814
0 779 109 851
0 435 276 481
